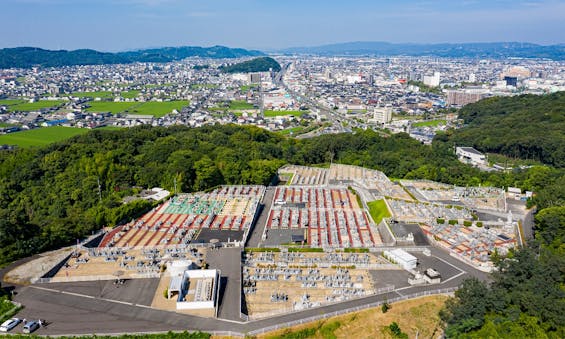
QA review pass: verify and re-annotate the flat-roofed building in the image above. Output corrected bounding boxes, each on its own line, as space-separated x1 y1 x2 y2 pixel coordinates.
172 269 220 313
446 90 483 106
384 249 417 270
371 106 392 124
456 147 486 166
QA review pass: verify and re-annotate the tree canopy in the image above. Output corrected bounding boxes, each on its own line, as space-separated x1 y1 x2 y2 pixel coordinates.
220 57 281 73
444 92 565 167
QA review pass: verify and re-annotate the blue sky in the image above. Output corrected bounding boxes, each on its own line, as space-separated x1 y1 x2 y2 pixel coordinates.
2 0 564 51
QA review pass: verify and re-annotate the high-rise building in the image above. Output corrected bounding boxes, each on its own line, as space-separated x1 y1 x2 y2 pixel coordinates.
423 72 440 87
248 72 261 84
504 76 518 87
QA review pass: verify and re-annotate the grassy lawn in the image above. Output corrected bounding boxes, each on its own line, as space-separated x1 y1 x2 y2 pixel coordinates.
412 119 447 127
367 199 391 224
259 295 448 339
85 101 138 114
229 100 254 110
7 100 66 112
277 126 305 135
71 91 114 99
127 101 189 117
264 110 304 117
0 126 89 147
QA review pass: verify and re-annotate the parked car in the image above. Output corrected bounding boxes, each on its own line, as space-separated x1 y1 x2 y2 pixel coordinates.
0 318 21 332
22 320 39 334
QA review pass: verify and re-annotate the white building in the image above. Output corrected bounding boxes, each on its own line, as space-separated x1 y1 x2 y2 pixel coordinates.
456 147 486 166
384 249 417 270
423 72 441 87
168 269 220 313
371 106 392 124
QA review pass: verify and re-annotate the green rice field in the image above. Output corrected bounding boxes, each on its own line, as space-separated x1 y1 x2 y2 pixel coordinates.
0 126 89 147
0 99 26 107
263 110 305 117
85 102 138 114
85 101 188 117
2 100 66 112
121 90 140 99
229 100 254 110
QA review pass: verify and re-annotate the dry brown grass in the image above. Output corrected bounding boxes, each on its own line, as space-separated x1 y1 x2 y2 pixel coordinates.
256 295 448 339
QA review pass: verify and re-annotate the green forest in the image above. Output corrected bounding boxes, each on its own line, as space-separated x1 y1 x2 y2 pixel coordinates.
436 92 565 338
220 57 281 73
0 92 564 337
446 91 565 167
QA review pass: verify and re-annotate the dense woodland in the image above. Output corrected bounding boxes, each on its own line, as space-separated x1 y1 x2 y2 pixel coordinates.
437 92 565 338
220 57 281 73
0 93 564 337
446 91 565 167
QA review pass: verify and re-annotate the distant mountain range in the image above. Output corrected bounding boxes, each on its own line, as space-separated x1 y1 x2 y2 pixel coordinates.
0 46 265 69
279 41 565 60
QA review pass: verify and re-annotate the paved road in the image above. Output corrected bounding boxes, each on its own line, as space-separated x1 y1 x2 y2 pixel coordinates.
44 279 159 306
246 186 276 247
205 247 243 321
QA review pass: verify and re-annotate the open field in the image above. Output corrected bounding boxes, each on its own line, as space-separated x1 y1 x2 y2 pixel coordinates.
6 100 66 112
229 100 254 110
412 119 446 127
121 90 140 99
264 110 304 117
85 101 137 114
258 295 448 339
367 200 391 224
129 101 188 117
240 84 259 92
277 126 305 135
0 126 89 147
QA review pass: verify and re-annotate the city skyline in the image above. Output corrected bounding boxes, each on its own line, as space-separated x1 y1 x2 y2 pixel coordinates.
2 0 564 52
